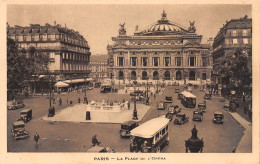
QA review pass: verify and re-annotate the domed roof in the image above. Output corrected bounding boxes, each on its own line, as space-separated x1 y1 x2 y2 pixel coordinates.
135 11 192 36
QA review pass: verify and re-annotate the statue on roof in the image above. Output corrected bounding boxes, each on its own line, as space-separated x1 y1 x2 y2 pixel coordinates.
135 25 139 32
162 10 167 19
188 21 196 33
119 23 126 35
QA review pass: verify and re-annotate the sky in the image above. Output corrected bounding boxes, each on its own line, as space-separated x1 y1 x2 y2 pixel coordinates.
7 4 252 55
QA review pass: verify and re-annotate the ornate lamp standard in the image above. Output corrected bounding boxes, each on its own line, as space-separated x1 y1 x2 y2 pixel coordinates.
83 75 87 104
132 80 138 120
185 125 204 153
48 76 55 117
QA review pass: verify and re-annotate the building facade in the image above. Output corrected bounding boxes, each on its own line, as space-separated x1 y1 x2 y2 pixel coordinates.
89 55 109 82
212 15 252 84
7 22 91 91
107 11 212 85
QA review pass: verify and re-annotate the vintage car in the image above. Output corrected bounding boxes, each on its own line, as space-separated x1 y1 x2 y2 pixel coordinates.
17 108 32 123
204 93 212 100
174 114 189 125
224 100 230 108
193 111 203 121
87 146 115 153
157 101 167 110
120 121 139 137
165 96 173 103
7 100 25 110
213 112 224 124
94 82 101 88
131 95 145 101
11 121 29 140
166 105 182 121
193 85 199 89
175 88 180 93
194 108 204 115
198 103 206 113
100 84 112 93
172 82 179 86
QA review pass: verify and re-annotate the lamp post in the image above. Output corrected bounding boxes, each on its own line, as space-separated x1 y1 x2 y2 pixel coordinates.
83 76 87 104
132 80 138 120
185 125 204 153
48 77 54 117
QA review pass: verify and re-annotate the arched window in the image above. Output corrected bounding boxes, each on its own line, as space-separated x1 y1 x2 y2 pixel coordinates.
142 71 148 80
164 71 170 80
176 71 182 80
202 73 206 80
131 71 137 80
189 71 195 80
153 71 159 80
118 71 124 80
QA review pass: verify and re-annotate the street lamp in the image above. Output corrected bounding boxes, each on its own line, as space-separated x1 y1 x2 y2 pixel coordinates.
185 125 204 153
132 80 138 120
48 78 55 117
83 76 87 104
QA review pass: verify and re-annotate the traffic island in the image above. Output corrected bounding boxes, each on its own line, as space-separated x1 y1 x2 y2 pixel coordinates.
42 102 150 124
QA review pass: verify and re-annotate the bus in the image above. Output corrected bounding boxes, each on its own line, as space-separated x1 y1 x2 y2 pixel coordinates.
130 117 170 153
180 91 196 108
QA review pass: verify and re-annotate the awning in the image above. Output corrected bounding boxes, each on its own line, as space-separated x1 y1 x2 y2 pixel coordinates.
54 81 69 87
63 78 94 84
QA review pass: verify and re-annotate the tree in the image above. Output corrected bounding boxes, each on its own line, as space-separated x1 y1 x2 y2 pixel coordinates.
7 38 50 95
215 48 251 93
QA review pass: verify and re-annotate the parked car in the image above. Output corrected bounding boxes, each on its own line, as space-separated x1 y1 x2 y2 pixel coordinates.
172 82 179 86
198 103 206 113
194 108 204 115
175 89 180 93
17 108 32 123
87 146 115 153
165 96 173 103
7 100 25 110
177 93 182 99
193 111 203 121
224 100 230 108
204 93 212 100
157 101 167 110
120 121 139 137
174 114 189 125
11 121 29 140
131 95 145 101
213 112 224 124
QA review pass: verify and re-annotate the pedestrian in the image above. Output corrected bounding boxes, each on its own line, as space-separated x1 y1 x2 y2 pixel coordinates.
70 100 73 106
78 97 81 103
128 101 130 110
242 92 246 102
232 147 236 153
34 132 40 148
59 98 62 106
92 134 101 146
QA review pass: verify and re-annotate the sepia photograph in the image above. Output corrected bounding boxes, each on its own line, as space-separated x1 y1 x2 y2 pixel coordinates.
0 1 259 164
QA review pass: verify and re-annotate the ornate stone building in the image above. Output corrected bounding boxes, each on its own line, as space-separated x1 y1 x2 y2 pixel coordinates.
212 15 252 84
107 11 212 84
89 55 109 82
7 22 91 91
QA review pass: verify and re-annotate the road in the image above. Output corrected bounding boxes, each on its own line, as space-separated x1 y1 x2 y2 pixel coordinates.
7 85 245 152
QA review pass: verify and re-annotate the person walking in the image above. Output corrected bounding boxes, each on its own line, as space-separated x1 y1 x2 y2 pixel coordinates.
34 132 40 148
59 98 62 106
78 97 81 104
92 134 101 146
128 101 130 110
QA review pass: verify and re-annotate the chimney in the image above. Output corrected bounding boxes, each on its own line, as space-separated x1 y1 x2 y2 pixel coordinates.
54 21 56 26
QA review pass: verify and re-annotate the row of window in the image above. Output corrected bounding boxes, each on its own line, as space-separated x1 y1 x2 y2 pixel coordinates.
226 29 251 37
117 71 208 81
118 51 199 56
117 57 208 67
62 63 87 71
62 53 89 61
9 34 88 47
225 38 250 45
